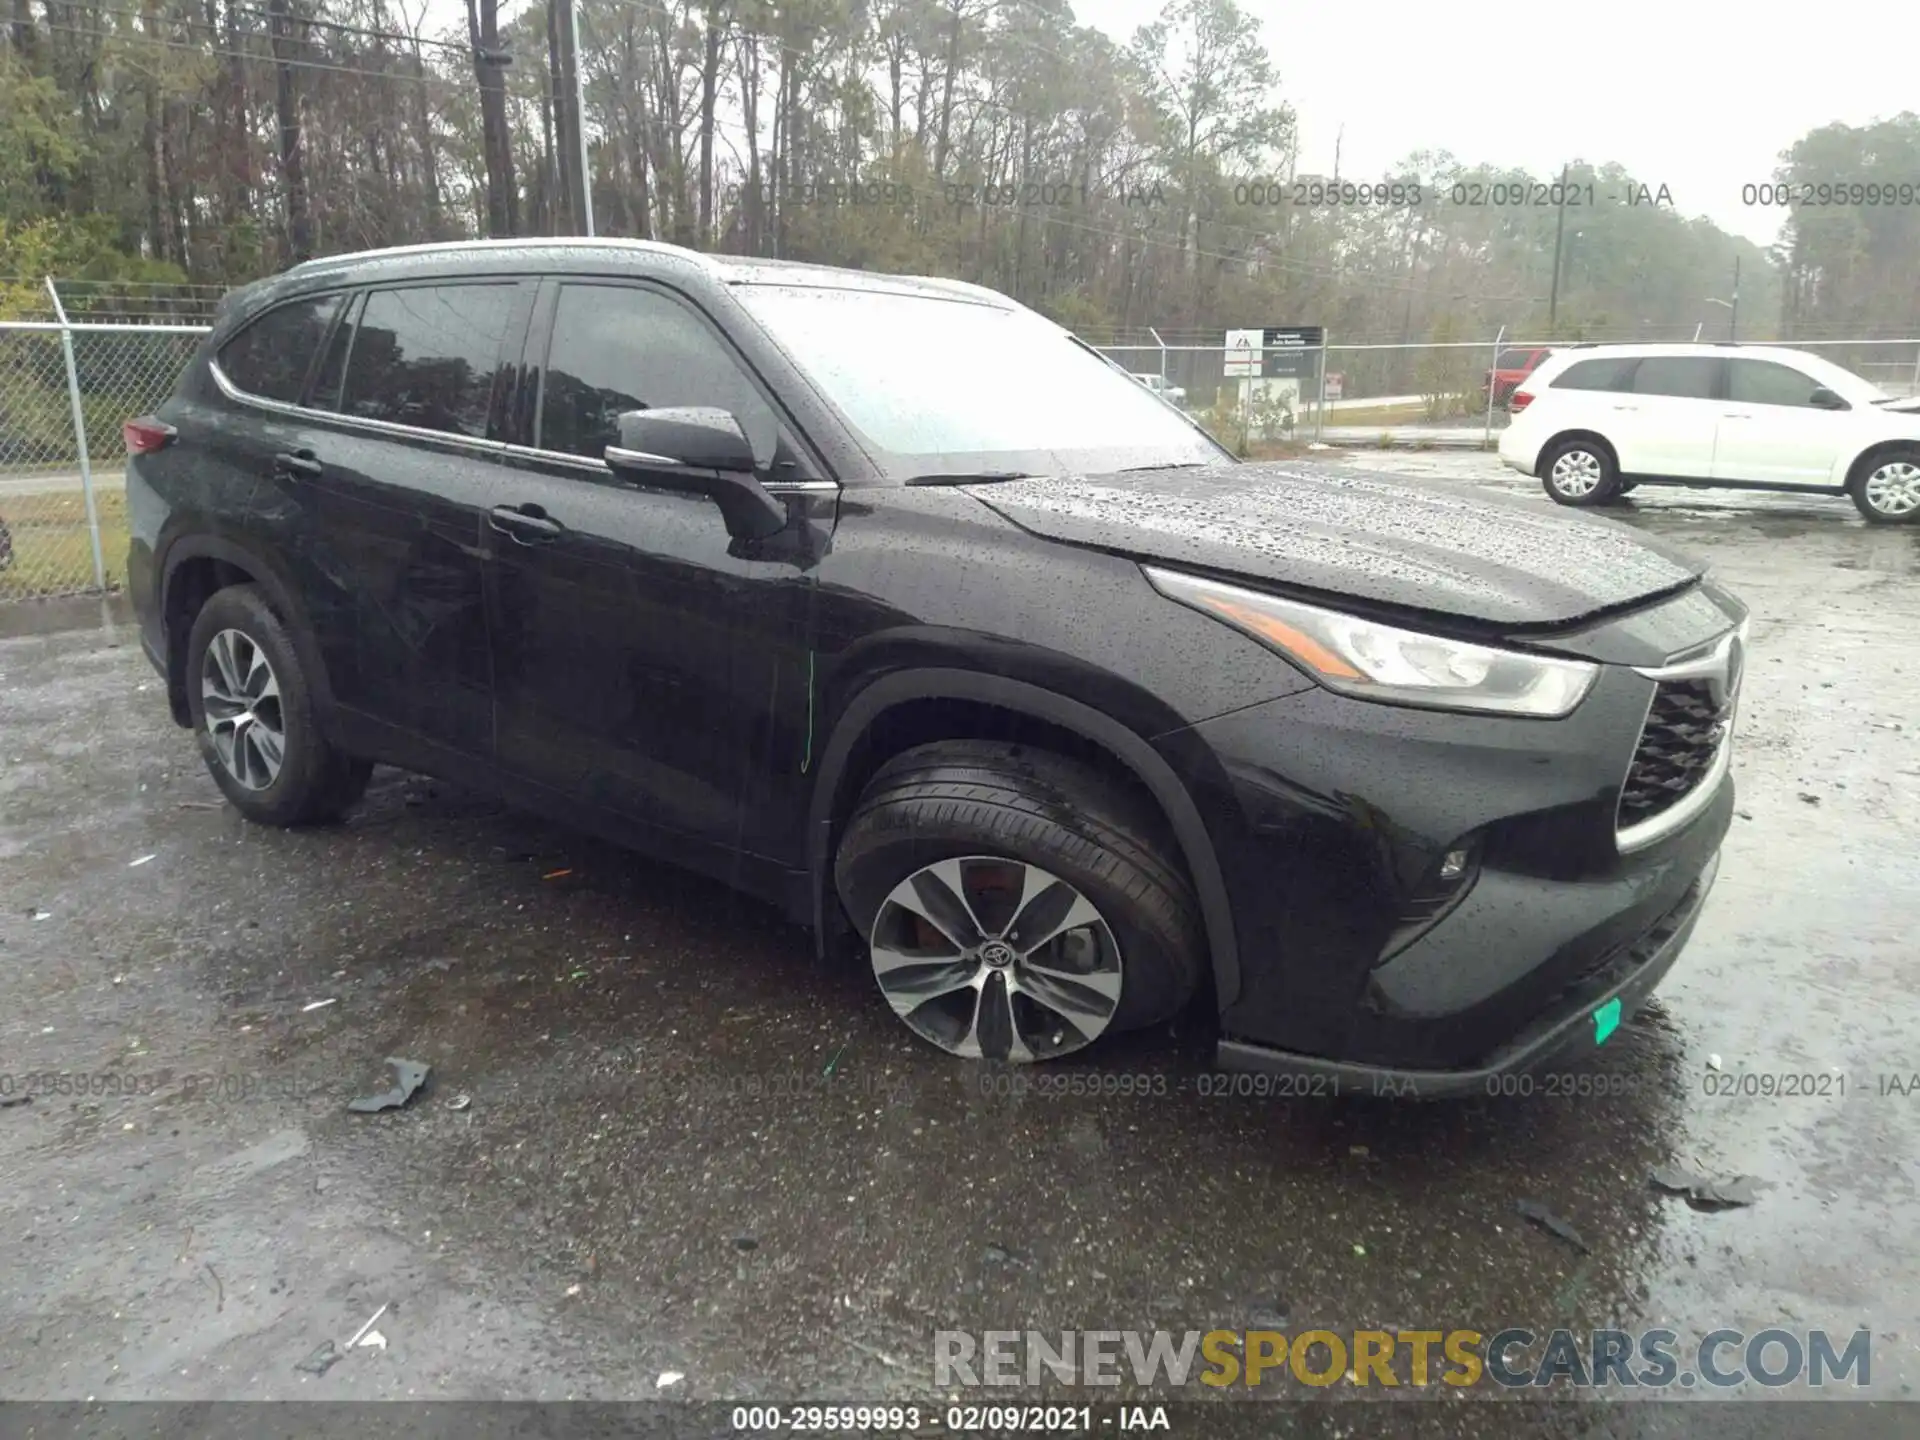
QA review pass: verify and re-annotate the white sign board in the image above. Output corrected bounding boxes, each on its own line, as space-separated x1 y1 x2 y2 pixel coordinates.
1224 329 1263 377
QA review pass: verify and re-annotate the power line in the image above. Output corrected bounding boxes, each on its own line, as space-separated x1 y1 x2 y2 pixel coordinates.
43 16 460 85
231 4 471 53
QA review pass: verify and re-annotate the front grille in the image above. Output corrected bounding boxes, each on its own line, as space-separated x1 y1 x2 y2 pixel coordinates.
1618 678 1730 828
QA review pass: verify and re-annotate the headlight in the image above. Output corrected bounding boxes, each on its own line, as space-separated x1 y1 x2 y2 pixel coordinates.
1144 566 1598 718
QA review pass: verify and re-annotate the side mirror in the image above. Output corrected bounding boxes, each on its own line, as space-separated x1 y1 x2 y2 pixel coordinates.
605 406 786 541
1808 387 1848 410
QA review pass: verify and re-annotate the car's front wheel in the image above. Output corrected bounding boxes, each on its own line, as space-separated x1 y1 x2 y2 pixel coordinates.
1850 449 1920 524
1540 437 1621 506
185 584 372 826
834 740 1203 1063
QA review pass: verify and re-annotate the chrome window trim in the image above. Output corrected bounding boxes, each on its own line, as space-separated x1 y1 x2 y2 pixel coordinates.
210 362 840 491
1615 621 1748 854
498 440 839 492
208 359 512 456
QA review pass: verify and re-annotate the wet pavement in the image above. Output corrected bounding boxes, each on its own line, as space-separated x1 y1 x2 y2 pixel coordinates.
1 461 1917 1435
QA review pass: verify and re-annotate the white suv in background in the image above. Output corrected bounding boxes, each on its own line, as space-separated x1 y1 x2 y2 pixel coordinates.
1498 343 1920 524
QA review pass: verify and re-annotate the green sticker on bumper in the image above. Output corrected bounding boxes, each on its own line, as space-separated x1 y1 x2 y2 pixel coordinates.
1593 997 1622 1045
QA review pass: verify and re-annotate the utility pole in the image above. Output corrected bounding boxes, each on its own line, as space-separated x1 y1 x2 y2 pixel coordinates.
1546 163 1569 335
567 0 592 235
1332 125 1342 182
1729 255 1739 341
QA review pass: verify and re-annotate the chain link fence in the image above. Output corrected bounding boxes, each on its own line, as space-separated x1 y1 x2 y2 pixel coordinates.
0 312 208 602
1094 332 1920 446
4 290 1920 602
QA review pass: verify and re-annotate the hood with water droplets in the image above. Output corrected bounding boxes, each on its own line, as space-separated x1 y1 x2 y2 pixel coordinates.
963 461 1705 628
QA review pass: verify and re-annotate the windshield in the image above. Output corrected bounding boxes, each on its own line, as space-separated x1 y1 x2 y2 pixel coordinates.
733 284 1226 478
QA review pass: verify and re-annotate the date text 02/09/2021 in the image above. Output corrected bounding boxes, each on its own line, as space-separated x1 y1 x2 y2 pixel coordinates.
728 1404 1172 1433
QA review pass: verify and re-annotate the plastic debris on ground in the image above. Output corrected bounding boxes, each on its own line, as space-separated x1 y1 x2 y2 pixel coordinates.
656 1371 685 1389
348 1059 430 1113
295 1341 341 1376
1516 1198 1589 1253
301 999 337 1013
1649 1165 1766 1210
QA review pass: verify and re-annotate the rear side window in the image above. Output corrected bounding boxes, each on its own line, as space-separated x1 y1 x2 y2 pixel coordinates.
537 283 779 465
339 283 518 438
1632 356 1720 399
1729 359 1827 407
1494 350 1531 370
216 295 342 403
1551 357 1638 392
308 292 360 412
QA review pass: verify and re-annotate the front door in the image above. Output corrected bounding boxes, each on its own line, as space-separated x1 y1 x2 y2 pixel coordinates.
1712 357 1851 487
485 279 835 871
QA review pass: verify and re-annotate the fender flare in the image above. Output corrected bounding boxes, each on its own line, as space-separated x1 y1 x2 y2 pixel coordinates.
159 532 337 714
805 668 1241 1008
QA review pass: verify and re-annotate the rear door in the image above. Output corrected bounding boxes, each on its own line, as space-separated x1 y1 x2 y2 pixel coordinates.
1712 358 1852 487
1614 355 1722 477
295 278 531 771
484 277 835 870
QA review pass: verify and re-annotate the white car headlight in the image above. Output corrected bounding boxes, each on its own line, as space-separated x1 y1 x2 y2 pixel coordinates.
1145 566 1598 718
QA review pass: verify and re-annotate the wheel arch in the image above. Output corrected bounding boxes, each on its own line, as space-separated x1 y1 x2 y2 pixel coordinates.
1536 429 1620 479
160 534 332 728
805 668 1241 1009
1844 438 1920 489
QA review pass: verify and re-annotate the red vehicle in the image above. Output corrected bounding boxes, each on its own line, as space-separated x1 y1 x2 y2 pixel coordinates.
1485 347 1553 409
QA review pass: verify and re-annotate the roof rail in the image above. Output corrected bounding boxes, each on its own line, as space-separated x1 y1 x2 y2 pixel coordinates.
288 235 705 272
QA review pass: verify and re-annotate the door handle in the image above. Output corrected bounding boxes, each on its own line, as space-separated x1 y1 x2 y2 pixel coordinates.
1720 412 1753 419
489 503 564 544
273 449 321 479
1611 404 1638 411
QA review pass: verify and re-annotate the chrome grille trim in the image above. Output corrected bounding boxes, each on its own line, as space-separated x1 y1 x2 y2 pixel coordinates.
1615 621 1747 854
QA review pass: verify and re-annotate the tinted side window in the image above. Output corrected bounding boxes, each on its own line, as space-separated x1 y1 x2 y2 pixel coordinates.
309 292 360 412
1552 357 1638 392
1729 360 1827 407
1494 350 1530 370
538 283 778 465
340 284 517 438
1632 357 1720 399
217 295 341 403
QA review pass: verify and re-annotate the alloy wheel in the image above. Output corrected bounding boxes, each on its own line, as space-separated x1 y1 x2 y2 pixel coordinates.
201 627 286 790
1549 449 1602 497
1863 460 1920 517
868 855 1124 1062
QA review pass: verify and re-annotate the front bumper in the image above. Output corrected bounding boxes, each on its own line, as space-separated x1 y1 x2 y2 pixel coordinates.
1155 605 1738 1091
1216 849 1719 1097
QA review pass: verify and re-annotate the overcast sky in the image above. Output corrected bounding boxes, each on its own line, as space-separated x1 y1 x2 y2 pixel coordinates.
465 0 1915 250
1083 0 1916 248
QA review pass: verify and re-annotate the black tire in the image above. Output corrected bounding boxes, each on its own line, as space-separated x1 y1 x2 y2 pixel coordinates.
1539 436 1621 506
834 740 1204 1060
185 584 372 826
1848 447 1920 525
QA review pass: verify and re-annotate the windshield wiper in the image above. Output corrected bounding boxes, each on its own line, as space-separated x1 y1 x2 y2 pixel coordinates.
902 471 1034 486
1114 461 1208 472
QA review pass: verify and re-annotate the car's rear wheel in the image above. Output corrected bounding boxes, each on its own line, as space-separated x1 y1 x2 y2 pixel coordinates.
186 584 372 826
1540 437 1621 506
1850 449 1920 524
833 740 1203 1063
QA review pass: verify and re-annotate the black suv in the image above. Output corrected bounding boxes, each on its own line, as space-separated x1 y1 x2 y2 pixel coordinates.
127 239 1744 1092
